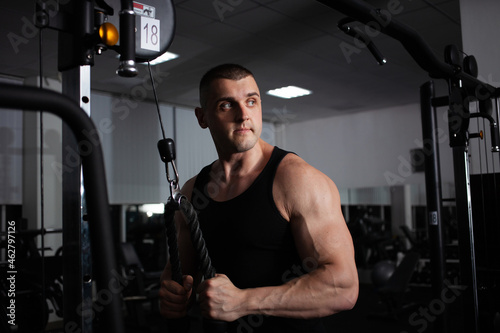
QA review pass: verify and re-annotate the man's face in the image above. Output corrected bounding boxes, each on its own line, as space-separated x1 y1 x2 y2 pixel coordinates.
196 76 262 155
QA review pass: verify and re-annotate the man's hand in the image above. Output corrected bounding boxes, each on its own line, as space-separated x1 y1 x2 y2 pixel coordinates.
197 274 247 322
159 275 193 318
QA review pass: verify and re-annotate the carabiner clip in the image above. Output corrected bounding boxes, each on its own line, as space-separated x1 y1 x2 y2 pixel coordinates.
168 163 180 199
158 138 182 202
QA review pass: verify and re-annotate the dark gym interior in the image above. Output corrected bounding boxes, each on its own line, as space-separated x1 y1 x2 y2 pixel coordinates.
1 0 500 332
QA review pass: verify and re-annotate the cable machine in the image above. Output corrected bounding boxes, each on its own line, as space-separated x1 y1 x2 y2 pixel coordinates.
0 84 124 332
316 1 500 332
1 0 175 332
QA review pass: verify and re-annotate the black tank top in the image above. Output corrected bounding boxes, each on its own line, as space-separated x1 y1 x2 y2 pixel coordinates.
191 147 326 333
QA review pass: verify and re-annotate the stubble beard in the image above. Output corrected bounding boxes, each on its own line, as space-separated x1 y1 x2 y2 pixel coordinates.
232 133 258 153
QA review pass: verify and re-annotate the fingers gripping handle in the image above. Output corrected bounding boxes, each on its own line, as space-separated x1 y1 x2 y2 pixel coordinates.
164 198 226 332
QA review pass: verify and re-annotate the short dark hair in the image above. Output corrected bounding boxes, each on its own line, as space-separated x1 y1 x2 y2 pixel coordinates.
199 64 254 107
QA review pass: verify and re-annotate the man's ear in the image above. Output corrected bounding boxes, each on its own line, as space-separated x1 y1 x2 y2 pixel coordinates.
195 107 208 129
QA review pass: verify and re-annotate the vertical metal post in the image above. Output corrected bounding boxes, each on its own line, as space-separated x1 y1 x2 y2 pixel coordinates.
420 81 448 333
57 0 99 328
446 79 480 333
452 146 480 332
62 65 93 333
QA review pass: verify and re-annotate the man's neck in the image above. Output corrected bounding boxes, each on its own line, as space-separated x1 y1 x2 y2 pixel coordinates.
214 140 273 184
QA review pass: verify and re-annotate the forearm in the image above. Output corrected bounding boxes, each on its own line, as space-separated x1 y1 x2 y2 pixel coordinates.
242 264 358 319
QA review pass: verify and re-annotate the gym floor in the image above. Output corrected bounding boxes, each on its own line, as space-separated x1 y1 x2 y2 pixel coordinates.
323 282 465 333
123 282 466 333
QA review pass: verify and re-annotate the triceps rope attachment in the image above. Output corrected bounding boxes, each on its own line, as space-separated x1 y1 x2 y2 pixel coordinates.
158 138 225 333
158 138 216 280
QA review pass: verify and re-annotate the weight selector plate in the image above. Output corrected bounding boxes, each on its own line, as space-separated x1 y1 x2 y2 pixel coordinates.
105 0 175 63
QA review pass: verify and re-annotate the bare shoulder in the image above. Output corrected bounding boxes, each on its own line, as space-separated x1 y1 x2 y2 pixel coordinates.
274 153 341 220
276 153 338 194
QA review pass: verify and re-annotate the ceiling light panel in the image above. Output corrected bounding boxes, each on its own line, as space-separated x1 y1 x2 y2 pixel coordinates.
266 85 312 99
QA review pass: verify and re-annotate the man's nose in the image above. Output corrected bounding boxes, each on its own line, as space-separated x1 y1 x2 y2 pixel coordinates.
235 102 250 121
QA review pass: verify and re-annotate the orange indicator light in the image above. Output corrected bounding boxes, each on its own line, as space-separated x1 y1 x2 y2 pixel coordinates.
99 22 119 46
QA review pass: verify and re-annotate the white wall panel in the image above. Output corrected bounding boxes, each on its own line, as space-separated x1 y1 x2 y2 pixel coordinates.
91 92 173 204
0 76 23 205
175 107 218 185
284 103 455 197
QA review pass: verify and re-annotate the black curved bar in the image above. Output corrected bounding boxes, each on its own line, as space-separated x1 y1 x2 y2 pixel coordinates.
0 83 124 333
317 0 496 93
338 18 387 65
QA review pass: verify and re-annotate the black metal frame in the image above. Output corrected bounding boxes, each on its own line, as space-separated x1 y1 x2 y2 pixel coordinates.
316 1 500 332
0 83 124 333
316 0 495 93
420 81 448 332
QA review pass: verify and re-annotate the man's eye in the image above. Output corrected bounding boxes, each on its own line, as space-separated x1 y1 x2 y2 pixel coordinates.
247 100 256 106
220 102 231 109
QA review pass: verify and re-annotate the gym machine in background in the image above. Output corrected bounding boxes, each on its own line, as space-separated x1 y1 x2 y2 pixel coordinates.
317 1 500 332
0 84 124 332
0 0 175 332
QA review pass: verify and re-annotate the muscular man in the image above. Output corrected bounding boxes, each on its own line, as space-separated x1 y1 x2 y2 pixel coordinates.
159 64 358 332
